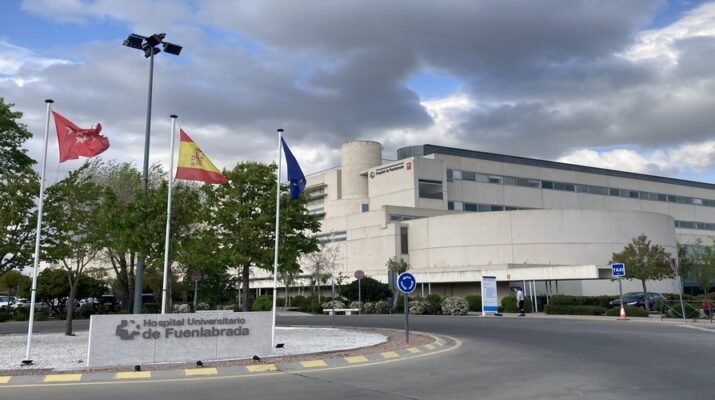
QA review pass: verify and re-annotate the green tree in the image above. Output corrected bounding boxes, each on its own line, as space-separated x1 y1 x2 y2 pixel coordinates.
36 268 107 316
679 241 715 297
611 235 673 310
0 269 31 298
202 162 319 311
386 257 409 310
341 276 392 302
0 98 39 277
43 165 103 335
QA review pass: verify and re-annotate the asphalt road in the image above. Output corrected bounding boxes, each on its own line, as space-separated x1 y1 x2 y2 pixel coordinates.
2 315 713 399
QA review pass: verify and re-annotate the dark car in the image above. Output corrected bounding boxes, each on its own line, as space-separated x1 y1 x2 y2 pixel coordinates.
609 292 664 311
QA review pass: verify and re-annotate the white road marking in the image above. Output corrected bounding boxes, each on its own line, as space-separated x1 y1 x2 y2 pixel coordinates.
678 324 715 333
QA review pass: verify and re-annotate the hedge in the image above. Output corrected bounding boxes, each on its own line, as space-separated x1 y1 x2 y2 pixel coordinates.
549 295 613 308
465 295 482 312
501 295 532 313
544 305 607 315
251 296 273 311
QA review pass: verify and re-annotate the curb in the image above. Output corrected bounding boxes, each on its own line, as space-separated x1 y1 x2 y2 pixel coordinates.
0 333 459 387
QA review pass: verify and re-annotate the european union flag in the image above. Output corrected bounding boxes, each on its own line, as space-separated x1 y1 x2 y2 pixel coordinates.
281 137 306 200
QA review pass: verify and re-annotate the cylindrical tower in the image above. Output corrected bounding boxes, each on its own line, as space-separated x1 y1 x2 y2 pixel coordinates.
340 141 382 199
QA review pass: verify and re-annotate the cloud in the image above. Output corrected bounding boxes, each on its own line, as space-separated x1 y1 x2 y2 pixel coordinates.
5 0 715 182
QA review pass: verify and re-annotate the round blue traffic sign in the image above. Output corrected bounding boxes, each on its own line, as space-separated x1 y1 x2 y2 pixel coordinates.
397 272 417 294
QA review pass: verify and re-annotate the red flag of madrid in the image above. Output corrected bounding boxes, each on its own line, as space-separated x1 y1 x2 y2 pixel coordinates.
52 111 110 162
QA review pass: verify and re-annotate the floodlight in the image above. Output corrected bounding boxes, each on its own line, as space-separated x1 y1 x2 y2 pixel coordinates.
162 41 183 56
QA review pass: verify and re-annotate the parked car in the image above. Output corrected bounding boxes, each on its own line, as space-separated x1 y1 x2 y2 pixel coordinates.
0 295 16 309
10 298 29 309
609 292 664 311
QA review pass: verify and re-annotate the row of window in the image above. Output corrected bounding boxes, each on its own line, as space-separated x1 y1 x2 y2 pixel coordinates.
447 169 715 207
315 230 347 243
447 201 533 212
448 199 715 232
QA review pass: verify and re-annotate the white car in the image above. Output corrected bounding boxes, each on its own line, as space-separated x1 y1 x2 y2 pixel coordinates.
11 298 29 309
0 295 15 308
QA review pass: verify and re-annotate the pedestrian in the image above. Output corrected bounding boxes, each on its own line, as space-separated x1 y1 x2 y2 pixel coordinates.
516 288 525 316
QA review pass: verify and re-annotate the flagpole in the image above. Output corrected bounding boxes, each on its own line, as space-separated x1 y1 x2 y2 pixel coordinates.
271 128 283 349
161 115 178 314
23 99 53 365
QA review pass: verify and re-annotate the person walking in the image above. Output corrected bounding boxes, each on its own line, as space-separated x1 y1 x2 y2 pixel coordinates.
516 288 526 316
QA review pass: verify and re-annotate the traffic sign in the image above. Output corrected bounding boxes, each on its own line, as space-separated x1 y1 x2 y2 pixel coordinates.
191 272 202 282
354 270 365 280
397 272 417 294
611 263 625 277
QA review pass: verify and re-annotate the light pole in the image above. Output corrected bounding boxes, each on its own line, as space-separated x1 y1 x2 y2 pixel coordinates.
123 33 183 314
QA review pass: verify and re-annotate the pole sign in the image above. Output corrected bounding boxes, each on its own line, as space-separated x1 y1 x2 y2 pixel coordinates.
191 272 202 282
354 270 365 280
611 263 625 277
481 276 499 314
397 272 416 294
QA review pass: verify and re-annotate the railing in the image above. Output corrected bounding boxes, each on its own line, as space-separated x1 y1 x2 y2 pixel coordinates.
659 299 713 323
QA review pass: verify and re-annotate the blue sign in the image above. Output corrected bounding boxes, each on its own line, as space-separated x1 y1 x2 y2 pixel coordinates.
397 272 417 294
611 263 625 277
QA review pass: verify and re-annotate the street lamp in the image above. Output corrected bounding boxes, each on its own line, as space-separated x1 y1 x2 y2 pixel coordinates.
123 32 183 314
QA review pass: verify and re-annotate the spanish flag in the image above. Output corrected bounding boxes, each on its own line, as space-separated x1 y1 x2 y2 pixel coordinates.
175 129 227 184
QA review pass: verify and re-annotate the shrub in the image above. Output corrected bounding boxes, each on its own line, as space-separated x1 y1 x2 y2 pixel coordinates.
362 302 375 314
34 310 49 321
409 300 430 315
142 304 160 314
0 311 10 322
349 301 361 310
340 277 392 302
196 302 210 311
465 295 482 312
291 295 308 309
549 295 612 308
221 304 236 311
173 303 191 313
80 307 93 319
373 300 389 314
501 296 532 313
605 306 649 317
441 296 469 315
252 296 273 311
425 294 442 314
13 307 30 321
321 300 346 309
544 305 607 315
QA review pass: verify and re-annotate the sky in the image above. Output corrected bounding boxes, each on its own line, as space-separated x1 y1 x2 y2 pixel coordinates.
2 0 715 184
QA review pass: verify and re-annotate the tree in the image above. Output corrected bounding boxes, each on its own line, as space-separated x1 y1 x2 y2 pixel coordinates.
302 243 341 302
679 241 715 297
36 268 106 316
43 164 103 335
611 235 673 310
0 98 39 277
386 257 409 310
0 269 31 298
341 276 392 302
202 162 319 311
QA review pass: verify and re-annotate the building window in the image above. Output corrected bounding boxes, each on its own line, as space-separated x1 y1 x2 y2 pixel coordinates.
454 201 464 211
400 227 409 255
462 171 476 181
464 203 478 212
361 203 369 212
588 186 608 195
503 176 517 186
488 175 503 184
418 179 443 199
541 181 553 189
446 169 453 181
452 170 463 180
609 188 620 196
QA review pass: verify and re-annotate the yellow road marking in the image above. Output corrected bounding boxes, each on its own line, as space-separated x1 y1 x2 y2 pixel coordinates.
116 371 151 379
44 374 82 383
0 377 10 384
424 344 436 350
344 356 368 364
184 368 217 376
406 347 422 354
381 351 400 359
246 364 277 373
301 360 327 368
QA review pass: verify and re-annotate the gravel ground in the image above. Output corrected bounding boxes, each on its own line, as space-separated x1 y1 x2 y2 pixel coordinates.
0 327 387 373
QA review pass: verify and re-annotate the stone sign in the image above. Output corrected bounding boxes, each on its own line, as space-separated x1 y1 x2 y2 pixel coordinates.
87 311 271 367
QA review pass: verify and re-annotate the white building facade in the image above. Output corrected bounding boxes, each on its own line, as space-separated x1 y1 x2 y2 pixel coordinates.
255 141 715 300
